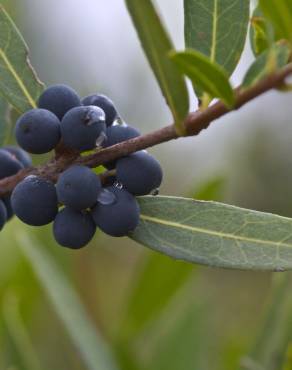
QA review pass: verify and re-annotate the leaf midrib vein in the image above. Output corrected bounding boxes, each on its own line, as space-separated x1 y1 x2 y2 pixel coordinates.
140 214 291 248
210 0 218 62
0 47 36 109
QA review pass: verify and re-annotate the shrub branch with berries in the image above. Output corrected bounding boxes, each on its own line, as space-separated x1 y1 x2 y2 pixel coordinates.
0 85 162 249
1 2 292 271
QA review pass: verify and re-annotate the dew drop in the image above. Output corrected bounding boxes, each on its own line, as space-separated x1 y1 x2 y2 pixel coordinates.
97 189 117 205
96 131 107 147
85 106 106 126
151 188 160 196
113 116 124 126
113 181 123 190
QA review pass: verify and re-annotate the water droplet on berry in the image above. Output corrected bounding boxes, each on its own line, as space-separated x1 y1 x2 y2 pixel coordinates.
85 106 106 126
151 188 160 196
113 116 124 126
97 189 117 205
96 131 107 147
113 181 123 190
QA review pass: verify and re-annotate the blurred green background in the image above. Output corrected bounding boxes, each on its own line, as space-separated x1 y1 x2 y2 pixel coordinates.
1 1 292 369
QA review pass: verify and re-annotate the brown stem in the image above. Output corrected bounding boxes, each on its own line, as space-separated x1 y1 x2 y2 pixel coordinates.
1 63 292 197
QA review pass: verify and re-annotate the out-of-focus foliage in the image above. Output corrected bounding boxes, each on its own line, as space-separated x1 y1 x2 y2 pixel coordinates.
242 273 292 370
259 0 292 43
0 95 9 146
249 6 274 57
242 41 291 88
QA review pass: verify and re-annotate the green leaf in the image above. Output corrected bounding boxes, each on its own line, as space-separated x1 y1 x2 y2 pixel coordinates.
125 0 189 134
2 293 43 370
0 95 9 146
0 5 44 113
170 50 235 108
191 176 225 201
118 252 194 339
259 0 292 43
282 344 292 370
242 42 291 88
241 274 292 370
131 196 292 271
17 233 119 370
184 0 249 76
149 303 207 370
250 7 274 57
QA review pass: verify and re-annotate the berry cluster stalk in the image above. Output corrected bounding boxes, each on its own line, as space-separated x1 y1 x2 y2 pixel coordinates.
0 63 292 197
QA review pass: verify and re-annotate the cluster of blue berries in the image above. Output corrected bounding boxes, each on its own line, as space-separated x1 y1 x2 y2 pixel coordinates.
0 84 163 249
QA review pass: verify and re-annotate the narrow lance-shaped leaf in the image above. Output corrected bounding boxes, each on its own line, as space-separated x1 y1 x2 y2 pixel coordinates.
184 0 250 76
125 0 189 134
170 49 235 108
118 252 194 339
259 0 292 43
17 233 119 370
2 293 43 370
282 345 292 370
149 303 207 370
242 42 291 88
0 5 44 113
241 274 292 370
131 196 292 271
250 6 275 57
191 176 225 201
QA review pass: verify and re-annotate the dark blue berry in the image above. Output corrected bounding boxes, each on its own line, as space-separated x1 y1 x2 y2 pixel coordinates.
116 151 163 195
0 200 7 230
38 84 81 120
103 125 141 169
91 186 140 237
11 175 58 226
56 165 101 210
104 125 140 148
53 207 96 249
3 146 32 168
61 106 106 151
15 109 61 154
0 149 23 179
82 94 118 126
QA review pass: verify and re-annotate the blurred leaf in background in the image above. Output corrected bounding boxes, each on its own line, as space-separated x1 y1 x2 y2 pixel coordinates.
2 293 42 370
241 273 292 370
250 6 275 57
17 232 119 370
118 253 194 340
259 0 292 43
191 176 225 201
242 41 291 88
0 96 9 146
